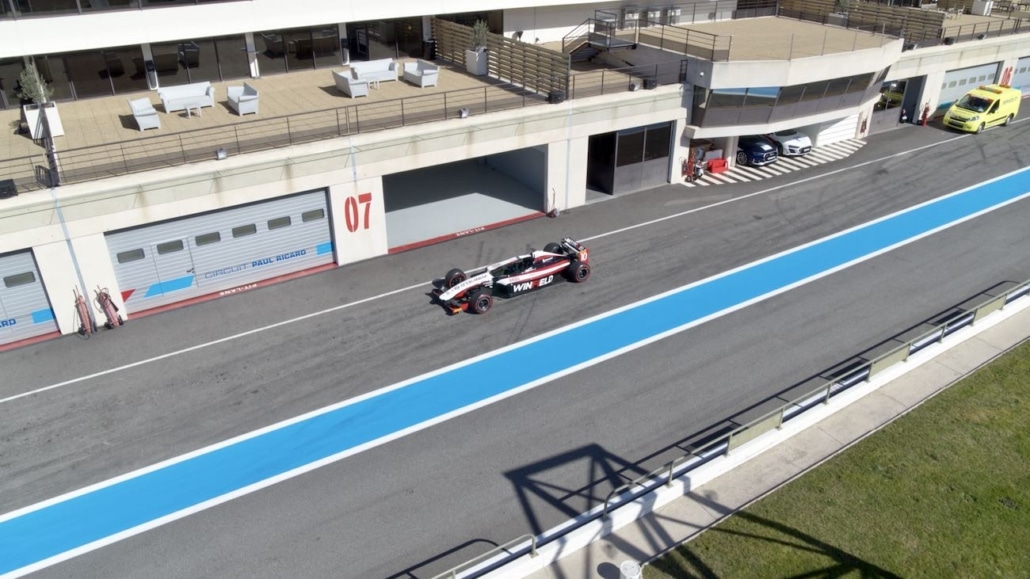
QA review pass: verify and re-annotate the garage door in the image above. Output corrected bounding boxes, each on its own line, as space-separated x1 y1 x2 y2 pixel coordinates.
0 251 58 347
1009 57 1030 93
814 114 859 145
939 63 1000 111
106 190 334 314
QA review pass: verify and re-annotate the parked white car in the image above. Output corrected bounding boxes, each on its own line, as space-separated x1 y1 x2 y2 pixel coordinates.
765 129 812 157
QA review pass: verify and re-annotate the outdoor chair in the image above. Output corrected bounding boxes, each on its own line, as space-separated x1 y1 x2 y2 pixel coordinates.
128 97 160 131
333 71 369 98
227 82 260 116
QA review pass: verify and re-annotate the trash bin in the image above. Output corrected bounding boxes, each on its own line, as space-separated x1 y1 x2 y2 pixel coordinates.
423 38 437 61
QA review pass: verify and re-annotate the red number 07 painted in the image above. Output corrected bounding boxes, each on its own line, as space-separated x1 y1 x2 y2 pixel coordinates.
344 193 373 233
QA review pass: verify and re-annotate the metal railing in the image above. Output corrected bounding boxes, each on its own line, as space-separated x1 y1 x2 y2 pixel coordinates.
909 18 1030 45
431 534 538 579
779 6 1030 48
599 278 1030 519
438 277 1030 578
5 60 686 195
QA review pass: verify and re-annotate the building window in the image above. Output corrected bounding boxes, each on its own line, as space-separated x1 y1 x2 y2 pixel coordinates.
302 209 325 222
117 249 146 263
3 271 36 288
196 232 221 246
156 240 185 254
268 216 292 230
233 224 258 237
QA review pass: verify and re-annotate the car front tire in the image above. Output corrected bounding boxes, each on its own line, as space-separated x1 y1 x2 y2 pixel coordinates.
445 268 467 287
736 151 749 165
470 290 493 314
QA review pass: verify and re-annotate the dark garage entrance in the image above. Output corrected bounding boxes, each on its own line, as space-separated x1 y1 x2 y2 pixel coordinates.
587 122 672 198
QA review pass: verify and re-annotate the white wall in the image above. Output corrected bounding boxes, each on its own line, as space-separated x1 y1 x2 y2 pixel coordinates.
546 137 589 210
485 146 548 193
328 177 388 266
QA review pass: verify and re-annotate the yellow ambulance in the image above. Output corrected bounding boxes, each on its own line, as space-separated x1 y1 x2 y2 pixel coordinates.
943 84 1021 134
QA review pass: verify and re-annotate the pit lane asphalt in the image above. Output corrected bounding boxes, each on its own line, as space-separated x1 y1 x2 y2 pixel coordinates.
2 119 1029 578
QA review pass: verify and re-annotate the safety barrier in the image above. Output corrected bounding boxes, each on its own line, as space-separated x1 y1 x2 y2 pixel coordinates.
434 277 1030 578
430 535 537 579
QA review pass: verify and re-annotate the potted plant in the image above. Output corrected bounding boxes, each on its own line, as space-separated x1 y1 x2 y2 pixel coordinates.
16 63 63 139
465 20 490 76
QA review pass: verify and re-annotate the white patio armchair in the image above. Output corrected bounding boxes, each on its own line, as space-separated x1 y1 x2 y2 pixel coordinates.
128 97 160 131
227 83 259 116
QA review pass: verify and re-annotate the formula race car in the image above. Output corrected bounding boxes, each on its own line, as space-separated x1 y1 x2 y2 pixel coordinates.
433 237 591 315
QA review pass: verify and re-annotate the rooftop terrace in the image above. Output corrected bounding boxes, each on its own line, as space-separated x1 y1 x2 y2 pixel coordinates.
1 56 683 195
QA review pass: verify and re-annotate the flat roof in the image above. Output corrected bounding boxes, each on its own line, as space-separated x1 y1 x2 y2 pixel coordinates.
668 17 894 60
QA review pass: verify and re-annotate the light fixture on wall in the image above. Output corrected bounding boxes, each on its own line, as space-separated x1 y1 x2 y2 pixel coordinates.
215 147 228 160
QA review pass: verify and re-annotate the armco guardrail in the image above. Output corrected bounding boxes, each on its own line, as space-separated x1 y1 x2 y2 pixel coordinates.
435 277 1030 578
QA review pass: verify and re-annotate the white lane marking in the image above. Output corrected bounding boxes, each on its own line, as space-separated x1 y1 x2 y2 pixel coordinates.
0 282 427 406
0 133 972 406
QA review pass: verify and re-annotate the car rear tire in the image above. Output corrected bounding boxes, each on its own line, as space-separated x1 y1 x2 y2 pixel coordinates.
976 123 985 134
1004 114 1013 127
543 242 562 254
445 268 467 287
568 261 591 283
736 151 748 165
470 290 493 314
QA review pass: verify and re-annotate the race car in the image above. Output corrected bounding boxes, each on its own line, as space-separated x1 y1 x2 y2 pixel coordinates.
433 237 591 315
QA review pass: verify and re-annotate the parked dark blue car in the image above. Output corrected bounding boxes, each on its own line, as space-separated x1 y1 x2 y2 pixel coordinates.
736 135 778 167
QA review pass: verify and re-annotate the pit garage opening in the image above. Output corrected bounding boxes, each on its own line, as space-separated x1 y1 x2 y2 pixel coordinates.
383 150 547 253
587 122 673 200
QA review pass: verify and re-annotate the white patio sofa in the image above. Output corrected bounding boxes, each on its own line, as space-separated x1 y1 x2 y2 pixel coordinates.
333 71 368 98
158 81 215 113
350 59 398 83
227 82 259 115
402 60 439 88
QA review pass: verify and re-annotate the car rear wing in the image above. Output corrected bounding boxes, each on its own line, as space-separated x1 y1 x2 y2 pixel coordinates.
561 237 589 262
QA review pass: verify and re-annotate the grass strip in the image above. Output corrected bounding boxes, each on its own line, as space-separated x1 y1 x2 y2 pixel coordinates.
646 340 1030 578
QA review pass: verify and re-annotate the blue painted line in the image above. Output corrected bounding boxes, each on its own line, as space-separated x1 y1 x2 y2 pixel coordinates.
1 169 1028 575
316 241 333 255
143 275 195 298
30 309 54 324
